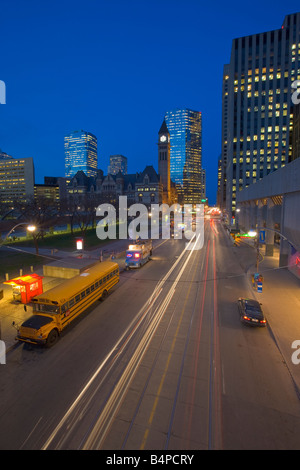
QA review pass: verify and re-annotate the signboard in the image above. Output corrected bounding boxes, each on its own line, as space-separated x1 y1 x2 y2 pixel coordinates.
76 238 84 250
257 282 263 293
259 230 265 243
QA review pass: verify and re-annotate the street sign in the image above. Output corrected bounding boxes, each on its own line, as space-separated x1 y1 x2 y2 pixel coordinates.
259 230 265 243
257 281 263 293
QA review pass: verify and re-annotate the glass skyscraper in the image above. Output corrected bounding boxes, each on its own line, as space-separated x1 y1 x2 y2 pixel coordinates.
64 130 98 178
108 154 128 175
164 108 202 204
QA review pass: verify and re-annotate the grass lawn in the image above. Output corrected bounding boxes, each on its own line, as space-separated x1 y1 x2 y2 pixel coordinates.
0 249 45 280
0 227 115 280
4 227 112 251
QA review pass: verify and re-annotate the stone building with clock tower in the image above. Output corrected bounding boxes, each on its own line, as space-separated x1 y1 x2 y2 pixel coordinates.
158 120 172 204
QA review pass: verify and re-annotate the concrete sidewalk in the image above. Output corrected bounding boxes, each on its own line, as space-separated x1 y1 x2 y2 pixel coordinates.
0 244 127 354
0 236 171 355
245 244 300 396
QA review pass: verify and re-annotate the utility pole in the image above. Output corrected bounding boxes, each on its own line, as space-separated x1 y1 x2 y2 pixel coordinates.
255 225 260 272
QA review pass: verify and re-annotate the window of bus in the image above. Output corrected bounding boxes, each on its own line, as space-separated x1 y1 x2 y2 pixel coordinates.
34 303 60 314
61 303 68 314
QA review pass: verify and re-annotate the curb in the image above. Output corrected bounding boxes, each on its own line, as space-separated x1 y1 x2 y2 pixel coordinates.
245 263 300 401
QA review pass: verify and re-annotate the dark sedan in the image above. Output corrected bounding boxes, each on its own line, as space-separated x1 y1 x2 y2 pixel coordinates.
238 298 267 327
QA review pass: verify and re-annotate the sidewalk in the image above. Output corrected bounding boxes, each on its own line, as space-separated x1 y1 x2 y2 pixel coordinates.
0 242 128 354
245 244 300 396
0 237 165 353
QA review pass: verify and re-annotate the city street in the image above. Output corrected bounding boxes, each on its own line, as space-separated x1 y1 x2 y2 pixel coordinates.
1 219 300 450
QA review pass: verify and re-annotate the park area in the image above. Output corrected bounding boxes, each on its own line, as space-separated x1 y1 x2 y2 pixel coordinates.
0 227 109 281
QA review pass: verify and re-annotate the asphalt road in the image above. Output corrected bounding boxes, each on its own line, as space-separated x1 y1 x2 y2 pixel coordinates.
1 219 300 450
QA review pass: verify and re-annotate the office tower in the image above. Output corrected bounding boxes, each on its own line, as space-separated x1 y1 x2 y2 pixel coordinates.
225 12 300 217
217 157 222 207
108 154 128 175
64 130 97 178
200 168 206 200
158 120 171 204
0 154 34 204
165 108 202 204
219 64 230 211
291 102 300 161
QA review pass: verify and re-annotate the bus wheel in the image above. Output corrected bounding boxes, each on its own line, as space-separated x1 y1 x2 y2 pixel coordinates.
46 329 59 348
101 290 108 301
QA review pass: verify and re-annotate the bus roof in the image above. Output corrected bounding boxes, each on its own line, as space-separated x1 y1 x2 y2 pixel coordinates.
33 260 119 305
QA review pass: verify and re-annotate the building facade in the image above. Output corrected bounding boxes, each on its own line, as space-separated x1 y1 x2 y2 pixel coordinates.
165 108 202 205
34 183 60 210
158 120 171 204
0 154 34 205
64 130 98 178
135 166 163 207
291 101 300 161
224 12 300 218
108 154 127 175
218 64 230 211
66 166 162 208
200 168 206 200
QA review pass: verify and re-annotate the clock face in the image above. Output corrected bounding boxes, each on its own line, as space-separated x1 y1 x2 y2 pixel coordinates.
160 135 167 142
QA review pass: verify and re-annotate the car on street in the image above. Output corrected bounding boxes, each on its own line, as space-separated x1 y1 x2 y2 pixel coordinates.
237 297 267 327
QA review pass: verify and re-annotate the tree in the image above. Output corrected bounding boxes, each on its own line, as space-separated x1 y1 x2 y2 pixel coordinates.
12 196 59 254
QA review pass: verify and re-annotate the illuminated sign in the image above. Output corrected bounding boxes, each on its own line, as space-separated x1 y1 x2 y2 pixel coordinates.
76 238 84 250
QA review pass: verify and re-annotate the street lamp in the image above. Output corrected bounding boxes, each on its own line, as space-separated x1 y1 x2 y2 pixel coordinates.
247 228 260 271
248 226 300 272
248 230 257 238
1 223 37 245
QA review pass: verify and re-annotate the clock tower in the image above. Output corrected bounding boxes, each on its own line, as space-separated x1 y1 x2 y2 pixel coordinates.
158 120 171 204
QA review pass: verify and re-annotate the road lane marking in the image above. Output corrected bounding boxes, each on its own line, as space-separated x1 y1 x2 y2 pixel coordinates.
83 236 200 449
185 239 210 446
42 236 196 450
140 235 204 450
208 238 223 449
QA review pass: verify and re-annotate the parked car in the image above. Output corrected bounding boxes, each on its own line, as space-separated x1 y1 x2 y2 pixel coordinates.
237 298 267 327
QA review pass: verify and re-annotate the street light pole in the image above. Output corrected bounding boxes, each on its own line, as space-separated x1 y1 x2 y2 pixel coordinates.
0 223 36 246
256 228 260 272
248 226 299 272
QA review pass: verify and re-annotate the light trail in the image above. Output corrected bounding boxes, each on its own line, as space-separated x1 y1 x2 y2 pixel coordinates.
42 236 197 450
82 235 200 449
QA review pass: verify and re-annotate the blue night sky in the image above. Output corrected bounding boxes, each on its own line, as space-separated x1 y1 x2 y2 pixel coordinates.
0 0 298 204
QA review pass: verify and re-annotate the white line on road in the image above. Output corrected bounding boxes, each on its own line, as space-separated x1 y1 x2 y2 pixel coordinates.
42 236 197 450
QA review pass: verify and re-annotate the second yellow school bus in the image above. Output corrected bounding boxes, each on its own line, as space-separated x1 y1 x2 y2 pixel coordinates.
16 261 119 347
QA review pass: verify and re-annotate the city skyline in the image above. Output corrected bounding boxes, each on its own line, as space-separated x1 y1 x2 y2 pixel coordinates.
1 0 299 204
2 0 300 453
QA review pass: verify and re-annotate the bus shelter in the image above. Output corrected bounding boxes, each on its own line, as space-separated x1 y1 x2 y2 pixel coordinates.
4 274 43 304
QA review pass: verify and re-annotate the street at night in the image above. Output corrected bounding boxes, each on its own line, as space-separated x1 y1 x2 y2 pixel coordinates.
1 0 300 457
1 219 300 450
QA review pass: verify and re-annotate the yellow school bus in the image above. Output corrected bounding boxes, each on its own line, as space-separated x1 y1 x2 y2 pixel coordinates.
15 261 119 347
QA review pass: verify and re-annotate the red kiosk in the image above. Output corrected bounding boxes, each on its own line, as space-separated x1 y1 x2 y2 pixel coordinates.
4 274 43 304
